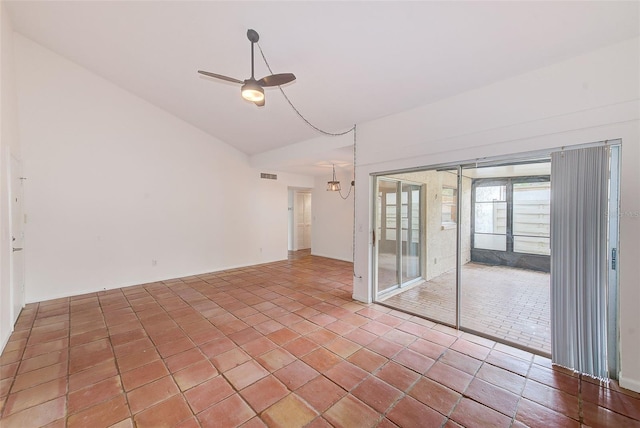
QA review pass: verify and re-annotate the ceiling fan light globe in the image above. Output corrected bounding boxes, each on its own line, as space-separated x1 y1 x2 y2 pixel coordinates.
241 81 264 102
242 88 264 102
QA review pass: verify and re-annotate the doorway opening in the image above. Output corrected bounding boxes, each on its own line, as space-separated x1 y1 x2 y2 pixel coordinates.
288 188 312 252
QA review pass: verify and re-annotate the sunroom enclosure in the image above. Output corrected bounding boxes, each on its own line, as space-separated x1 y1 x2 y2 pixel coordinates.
374 160 554 355
373 143 620 373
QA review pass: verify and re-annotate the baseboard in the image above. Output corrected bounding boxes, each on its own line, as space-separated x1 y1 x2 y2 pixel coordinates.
25 258 289 304
310 252 353 263
618 373 640 393
351 292 371 304
0 327 12 356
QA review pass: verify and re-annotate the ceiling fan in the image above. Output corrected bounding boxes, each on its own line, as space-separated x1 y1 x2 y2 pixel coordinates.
198 29 296 107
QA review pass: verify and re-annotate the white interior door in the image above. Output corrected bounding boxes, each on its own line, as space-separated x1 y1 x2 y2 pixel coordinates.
295 191 312 250
10 155 25 323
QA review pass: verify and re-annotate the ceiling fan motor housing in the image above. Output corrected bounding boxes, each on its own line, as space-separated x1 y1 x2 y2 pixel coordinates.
247 29 260 43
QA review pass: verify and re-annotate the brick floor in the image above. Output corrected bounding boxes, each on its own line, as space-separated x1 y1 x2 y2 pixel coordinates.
1 251 637 427
380 263 551 354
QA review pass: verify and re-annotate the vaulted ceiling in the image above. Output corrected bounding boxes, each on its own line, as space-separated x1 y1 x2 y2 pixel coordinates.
5 1 639 171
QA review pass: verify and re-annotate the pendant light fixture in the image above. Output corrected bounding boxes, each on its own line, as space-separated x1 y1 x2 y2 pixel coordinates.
327 164 341 191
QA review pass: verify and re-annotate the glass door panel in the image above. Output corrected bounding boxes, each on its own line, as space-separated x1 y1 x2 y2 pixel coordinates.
377 179 399 294
373 153 619 359
419 169 458 325
374 170 456 326
461 162 552 355
437 170 459 326
401 183 421 284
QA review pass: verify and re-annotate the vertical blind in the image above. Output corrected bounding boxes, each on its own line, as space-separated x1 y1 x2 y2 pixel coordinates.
550 145 610 379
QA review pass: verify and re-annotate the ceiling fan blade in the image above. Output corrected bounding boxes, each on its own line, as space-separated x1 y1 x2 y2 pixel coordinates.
197 70 243 84
257 73 296 87
254 98 265 107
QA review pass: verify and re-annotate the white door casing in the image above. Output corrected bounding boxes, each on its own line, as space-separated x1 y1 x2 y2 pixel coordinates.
9 155 25 323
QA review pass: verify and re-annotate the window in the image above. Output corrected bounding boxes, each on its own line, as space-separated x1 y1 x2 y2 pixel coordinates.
441 187 457 228
513 182 550 255
474 184 507 251
471 176 551 270
385 191 396 241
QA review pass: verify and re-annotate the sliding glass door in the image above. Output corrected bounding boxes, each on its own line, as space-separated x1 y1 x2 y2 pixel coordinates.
461 165 552 354
373 145 619 361
401 182 421 285
375 179 423 296
374 162 551 349
374 171 456 326
376 179 400 294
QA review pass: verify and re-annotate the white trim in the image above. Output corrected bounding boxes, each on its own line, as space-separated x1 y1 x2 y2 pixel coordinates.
24 258 288 304
352 291 371 304
0 330 11 355
8 154 25 325
310 252 352 263
368 139 619 178
619 372 640 393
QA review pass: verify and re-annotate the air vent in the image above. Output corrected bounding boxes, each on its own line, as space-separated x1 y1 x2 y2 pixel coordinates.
260 173 277 180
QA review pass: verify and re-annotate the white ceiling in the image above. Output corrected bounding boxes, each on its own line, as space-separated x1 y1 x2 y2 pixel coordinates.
5 1 639 173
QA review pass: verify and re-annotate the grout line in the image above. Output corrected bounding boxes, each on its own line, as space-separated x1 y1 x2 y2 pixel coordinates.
578 373 584 425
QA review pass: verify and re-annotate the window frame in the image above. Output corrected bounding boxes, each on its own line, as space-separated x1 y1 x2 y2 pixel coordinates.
471 175 551 272
441 186 458 230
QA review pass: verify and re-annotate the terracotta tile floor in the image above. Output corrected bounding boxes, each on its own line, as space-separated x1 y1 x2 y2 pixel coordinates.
380 263 551 354
1 251 639 427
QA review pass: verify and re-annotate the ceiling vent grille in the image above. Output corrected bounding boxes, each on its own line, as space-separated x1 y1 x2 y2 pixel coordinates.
260 173 277 180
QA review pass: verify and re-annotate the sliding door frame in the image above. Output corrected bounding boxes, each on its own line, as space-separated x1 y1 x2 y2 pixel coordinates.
607 144 621 379
371 140 620 363
374 178 425 298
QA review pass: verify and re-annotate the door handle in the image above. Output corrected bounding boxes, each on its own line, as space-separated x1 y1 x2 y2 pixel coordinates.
611 248 617 270
12 247 23 252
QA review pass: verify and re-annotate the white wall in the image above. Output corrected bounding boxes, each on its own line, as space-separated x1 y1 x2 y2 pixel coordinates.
351 37 640 391
287 189 294 251
0 2 22 351
311 165 354 262
6 11 639 392
14 34 313 304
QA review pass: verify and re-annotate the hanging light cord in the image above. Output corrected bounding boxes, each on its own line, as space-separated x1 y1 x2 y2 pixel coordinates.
257 43 355 137
351 125 361 278
258 42 361 278
337 180 353 200
257 41 356 191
